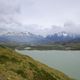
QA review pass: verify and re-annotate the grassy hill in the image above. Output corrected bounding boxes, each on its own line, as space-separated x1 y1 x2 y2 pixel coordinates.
0 45 72 80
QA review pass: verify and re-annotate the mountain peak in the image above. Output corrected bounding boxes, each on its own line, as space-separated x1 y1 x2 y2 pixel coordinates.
57 31 68 37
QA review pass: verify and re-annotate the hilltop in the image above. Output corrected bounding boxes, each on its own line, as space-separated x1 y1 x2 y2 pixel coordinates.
0 45 72 80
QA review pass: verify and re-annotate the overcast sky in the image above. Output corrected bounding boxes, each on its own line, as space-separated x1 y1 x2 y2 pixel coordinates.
0 0 80 35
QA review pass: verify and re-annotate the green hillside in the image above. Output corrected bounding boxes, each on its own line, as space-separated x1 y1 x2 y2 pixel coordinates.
0 45 72 80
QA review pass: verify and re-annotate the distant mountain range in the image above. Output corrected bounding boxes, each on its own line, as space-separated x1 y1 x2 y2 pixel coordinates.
0 32 44 44
0 31 80 44
0 17 80 46
45 31 80 43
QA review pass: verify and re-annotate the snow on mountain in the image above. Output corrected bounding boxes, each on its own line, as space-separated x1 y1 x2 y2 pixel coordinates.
57 32 68 37
45 31 80 43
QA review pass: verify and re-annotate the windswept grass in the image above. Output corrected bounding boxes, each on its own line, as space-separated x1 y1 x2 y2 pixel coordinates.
0 45 73 80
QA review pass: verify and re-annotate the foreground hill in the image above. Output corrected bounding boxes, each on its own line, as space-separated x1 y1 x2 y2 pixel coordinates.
0 45 72 80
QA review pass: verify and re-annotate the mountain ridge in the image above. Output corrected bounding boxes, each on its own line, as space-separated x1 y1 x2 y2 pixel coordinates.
0 31 80 43
0 31 80 50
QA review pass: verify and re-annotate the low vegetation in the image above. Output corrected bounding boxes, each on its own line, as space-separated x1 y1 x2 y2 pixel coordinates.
0 45 73 80
24 42 80 50
1 42 80 50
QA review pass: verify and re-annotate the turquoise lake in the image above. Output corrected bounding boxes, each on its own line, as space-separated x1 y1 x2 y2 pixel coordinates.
17 50 80 80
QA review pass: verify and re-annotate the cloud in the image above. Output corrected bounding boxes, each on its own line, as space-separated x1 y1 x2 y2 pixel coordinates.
0 28 7 32
36 22 80 36
0 0 21 15
0 0 35 16
0 19 80 36
0 0 80 36
64 22 80 34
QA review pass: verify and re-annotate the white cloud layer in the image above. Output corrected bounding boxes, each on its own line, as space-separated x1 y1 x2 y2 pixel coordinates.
0 0 80 36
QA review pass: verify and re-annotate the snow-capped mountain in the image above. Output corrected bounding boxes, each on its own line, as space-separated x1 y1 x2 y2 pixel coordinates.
0 31 80 45
45 31 80 43
0 31 44 44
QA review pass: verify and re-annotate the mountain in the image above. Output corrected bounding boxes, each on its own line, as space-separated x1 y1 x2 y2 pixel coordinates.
0 17 80 45
0 32 44 44
0 31 80 44
0 45 72 80
0 31 80 50
45 31 78 43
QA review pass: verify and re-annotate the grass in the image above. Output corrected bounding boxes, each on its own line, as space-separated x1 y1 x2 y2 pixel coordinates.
0 45 73 80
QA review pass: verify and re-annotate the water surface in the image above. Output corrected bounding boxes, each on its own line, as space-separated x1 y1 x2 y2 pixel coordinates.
17 50 80 80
